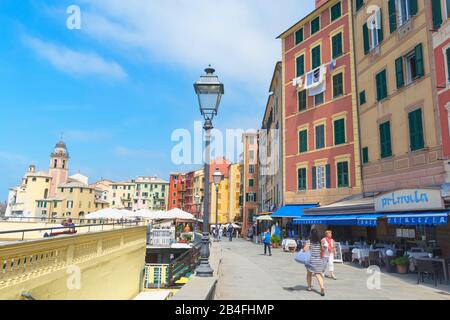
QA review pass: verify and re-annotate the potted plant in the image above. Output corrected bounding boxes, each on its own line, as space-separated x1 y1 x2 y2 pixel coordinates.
390 256 410 274
271 235 281 249
183 234 193 243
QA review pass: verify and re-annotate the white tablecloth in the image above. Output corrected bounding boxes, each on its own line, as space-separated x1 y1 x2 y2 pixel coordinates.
352 248 386 264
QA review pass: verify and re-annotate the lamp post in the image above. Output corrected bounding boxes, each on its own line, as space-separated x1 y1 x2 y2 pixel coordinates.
194 66 224 277
212 168 224 241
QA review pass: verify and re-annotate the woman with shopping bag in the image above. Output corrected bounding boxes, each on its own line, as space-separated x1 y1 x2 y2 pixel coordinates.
301 229 325 297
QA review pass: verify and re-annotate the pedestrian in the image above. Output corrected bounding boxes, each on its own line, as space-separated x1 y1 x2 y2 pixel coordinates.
218 226 223 241
303 229 325 296
321 230 337 280
262 228 272 256
227 223 234 242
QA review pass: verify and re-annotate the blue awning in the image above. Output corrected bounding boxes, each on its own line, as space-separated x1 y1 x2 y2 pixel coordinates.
293 214 384 227
386 212 449 226
271 204 318 219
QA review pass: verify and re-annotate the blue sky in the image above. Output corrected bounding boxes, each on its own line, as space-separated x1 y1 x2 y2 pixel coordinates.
0 0 314 199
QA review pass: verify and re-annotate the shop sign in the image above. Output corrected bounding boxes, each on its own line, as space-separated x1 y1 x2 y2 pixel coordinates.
375 189 444 213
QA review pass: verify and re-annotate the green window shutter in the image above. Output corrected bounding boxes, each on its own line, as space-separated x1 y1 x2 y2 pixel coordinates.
298 90 307 111
379 122 392 158
296 55 305 77
295 28 304 45
331 2 342 21
334 119 346 145
388 0 397 33
377 10 384 43
415 43 424 78
363 23 370 55
409 0 418 16
312 167 317 190
312 45 321 69
376 70 387 101
315 125 325 149
359 91 366 105
299 130 308 153
311 17 320 34
332 33 343 59
333 73 344 98
431 0 443 29
298 168 307 191
356 0 364 11
326 164 331 189
337 162 349 187
395 57 405 89
362 147 369 164
409 109 424 151
446 48 450 82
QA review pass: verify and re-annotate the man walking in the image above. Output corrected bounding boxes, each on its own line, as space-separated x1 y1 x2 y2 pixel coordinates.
262 228 272 256
227 223 234 242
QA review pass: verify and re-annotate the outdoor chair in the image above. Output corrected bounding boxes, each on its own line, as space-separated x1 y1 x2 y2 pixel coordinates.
396 249 405 257
368 251 381 267
416 259 443 287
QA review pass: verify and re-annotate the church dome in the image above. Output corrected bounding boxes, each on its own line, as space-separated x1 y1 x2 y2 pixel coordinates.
51 140 69 158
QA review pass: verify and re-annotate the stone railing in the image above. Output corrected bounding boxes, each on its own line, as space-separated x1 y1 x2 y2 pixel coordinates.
0 226 147 300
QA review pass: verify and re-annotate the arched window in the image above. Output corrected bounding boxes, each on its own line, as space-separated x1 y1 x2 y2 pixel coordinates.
62 160 66 169
54 159 58 168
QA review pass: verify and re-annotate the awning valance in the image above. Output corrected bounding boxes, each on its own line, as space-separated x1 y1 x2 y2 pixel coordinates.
386 212 449 226
271 204 318 219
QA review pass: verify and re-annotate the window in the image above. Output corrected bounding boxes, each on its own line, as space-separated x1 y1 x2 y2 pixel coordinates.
249 150 255 162
315 125 325 149
395 44 424 88
295 28 304 45
356 0 364 11
362 147 369 164
311 45 321 69
298 90 307 111
332 33 343 59
333 72 344 98
334 118 346 145
376 70 388 101
299 129 308 153
62 160 66 169
67 201 74 209
311 16 320 34
249 136 255 144
363 9 383 54
249 165 255 174
249 179 255 187
296 55 305 77
379 121 393 158
330 2 342 22
337 161 349 187
298 168 307 191
389 0 418 32
54 159 58 168
316 165 327 190
314 92 324 106
359 91 366 105
409 109 425 151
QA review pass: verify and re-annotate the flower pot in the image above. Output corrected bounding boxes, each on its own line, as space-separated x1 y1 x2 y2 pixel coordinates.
272 244 280 249
396 265 408 274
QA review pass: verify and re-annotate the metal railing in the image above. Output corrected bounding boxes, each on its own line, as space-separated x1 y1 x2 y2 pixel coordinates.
0 221 144 242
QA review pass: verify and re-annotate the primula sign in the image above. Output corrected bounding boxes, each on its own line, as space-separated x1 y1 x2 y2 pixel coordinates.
375 189 444 213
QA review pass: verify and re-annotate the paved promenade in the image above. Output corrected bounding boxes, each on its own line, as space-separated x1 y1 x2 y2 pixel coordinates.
214 239 450 300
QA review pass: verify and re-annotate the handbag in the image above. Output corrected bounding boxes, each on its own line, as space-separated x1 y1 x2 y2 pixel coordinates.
295 250 311 265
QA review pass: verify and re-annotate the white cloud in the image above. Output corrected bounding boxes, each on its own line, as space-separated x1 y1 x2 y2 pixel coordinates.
22 34 127 80
114 146 164 158
65 130 112 142
78 0 313 87
0 151 28 164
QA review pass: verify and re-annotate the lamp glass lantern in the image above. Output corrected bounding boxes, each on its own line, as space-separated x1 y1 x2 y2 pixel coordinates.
194 66 224 122
213 169 224 185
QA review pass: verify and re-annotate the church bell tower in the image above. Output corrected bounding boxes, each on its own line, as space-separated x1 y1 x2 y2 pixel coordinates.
48 140 69 196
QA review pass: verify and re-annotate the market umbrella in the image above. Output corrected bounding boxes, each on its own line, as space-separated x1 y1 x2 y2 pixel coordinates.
85 208 123 220
166 208 196 221
256 215 273 222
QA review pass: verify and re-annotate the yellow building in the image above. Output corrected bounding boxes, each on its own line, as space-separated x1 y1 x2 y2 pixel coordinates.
355 0 445 192
228 163 242 223
109 182 136 210
209 178 230 225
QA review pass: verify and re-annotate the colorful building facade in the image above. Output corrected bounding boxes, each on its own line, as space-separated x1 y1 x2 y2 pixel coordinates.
133 177 169 211
241 132 259 233
168 173 185 210
279 0 362 207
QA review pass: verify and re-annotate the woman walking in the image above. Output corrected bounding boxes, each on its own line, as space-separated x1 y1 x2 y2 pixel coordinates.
303 229 325 296
322 230 337 280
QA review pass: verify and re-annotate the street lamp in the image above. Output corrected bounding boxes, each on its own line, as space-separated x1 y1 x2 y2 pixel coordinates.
213 168 224 241
194 66 224 278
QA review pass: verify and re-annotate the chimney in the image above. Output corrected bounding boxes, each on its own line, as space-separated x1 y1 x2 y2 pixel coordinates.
315 0 329 8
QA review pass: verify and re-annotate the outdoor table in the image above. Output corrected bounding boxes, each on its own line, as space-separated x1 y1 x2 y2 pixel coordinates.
407 252 431 272
415 257 450 284
352 248 387 265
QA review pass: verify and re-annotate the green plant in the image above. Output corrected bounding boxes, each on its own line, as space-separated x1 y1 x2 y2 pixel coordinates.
182 234 193 242
390 256 410 266
271 235 281 245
